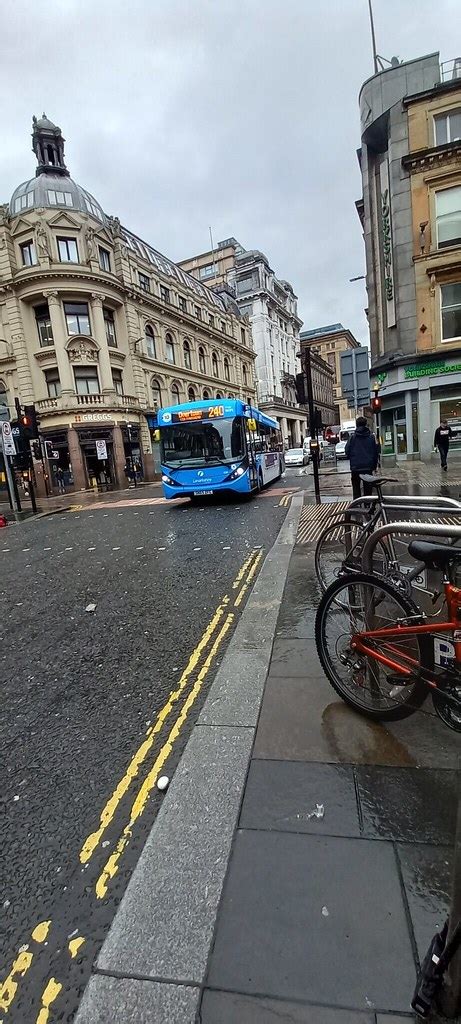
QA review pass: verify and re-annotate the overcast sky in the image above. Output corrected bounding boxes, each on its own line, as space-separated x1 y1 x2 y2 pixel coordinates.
1 0 459 345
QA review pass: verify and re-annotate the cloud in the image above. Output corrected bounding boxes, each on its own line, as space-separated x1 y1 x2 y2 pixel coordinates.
1 0 458 346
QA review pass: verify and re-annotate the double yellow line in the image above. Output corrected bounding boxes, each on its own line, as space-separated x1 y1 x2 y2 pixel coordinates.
0 547 263 1019
279 493 291 508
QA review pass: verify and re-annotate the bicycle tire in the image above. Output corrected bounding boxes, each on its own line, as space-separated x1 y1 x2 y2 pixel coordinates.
314 517 390 594
315 572 429 721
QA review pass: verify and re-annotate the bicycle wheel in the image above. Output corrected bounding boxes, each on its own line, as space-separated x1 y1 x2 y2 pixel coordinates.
315 518 389 593
315 573 429 720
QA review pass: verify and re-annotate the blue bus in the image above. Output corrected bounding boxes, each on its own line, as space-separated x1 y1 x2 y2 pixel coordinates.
157 398 284 500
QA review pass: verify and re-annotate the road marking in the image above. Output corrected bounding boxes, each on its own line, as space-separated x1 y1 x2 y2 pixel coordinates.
297 501 349 543
232 548 259 589
79 598 229 864
95 612 234 899
112 547 120 551
0 921 51 1013
35 978 62 1024
68 937 85 959
234 550 263 607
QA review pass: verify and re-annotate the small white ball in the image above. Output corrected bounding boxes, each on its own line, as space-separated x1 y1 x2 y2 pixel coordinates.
157 775 169 792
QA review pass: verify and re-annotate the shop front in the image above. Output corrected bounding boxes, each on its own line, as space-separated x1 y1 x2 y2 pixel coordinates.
374 354 461 463
41 413 145 493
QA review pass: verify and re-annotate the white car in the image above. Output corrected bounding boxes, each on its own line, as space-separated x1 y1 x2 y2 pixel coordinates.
284 447 308 467
335 440 348 459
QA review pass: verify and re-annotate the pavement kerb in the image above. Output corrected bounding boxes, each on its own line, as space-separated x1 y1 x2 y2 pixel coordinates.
75 492 303 1024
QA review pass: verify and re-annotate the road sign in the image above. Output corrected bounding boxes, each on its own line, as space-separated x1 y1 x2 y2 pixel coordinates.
1 421 16 456
52 450 59 459
340 347 370 408
96 440 107 460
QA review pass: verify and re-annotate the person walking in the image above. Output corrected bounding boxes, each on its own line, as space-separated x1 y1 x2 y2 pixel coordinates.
434 419 453 471
55 466 66 494
345 416 379 500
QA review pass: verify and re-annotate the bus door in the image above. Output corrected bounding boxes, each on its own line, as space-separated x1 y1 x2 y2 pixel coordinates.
246 419 259 489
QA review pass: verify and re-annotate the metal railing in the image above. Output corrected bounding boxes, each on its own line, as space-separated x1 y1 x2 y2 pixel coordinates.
362 522 461 574
440 58 461 81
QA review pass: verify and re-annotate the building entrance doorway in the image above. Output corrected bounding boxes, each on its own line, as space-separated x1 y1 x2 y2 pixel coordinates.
78 432 115 487
394 419 407 460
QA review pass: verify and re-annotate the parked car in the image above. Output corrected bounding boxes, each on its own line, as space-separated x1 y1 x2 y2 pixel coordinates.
303 437 326 463
335 440 348 459
284 447 308 467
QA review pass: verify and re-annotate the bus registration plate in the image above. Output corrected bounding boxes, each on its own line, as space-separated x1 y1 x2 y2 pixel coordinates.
194 490 213 495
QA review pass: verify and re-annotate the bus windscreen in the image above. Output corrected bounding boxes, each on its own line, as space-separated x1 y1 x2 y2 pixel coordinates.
161 416 245 467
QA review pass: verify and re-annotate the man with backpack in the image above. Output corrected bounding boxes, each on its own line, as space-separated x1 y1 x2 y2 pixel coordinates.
345 416 379 499
434 419 453 471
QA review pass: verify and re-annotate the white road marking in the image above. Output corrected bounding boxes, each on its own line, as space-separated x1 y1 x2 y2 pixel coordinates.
44 547 51 551
65 547 73 551
136 546 144 550
23 548 30 552
158 546 166 551
112 547 120 551
88 547 96 551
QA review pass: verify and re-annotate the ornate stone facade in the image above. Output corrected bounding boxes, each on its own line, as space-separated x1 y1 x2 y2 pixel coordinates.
0 116 256 493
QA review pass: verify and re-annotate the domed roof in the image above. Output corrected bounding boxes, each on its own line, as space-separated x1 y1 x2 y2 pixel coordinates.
34 114 59 131
10 172 105 222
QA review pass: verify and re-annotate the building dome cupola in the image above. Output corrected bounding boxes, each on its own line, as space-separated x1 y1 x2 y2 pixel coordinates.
32 113 69 178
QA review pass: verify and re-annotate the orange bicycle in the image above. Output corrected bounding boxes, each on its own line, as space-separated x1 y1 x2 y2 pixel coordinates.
315 540 461 732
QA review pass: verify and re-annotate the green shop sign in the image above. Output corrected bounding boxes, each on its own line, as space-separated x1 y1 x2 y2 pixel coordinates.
404 361 461 380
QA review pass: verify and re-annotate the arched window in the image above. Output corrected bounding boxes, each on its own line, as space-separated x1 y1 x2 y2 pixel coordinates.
216 392 223 399
145 325 156 359
228 393 233 399
183 339 192 369
212 352 219 377
0 380 8 416
198 346 206 374
203 388 210 400
188 385 196 402
242 363 248 385
171 382 181 404
165 333 175 364
151 378 162 409
224 357 230 382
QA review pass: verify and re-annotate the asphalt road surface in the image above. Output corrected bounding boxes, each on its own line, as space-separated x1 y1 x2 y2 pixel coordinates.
0 482 294 1023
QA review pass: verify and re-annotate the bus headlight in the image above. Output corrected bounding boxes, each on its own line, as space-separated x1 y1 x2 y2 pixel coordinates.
162 473 176 485
227 465 246 481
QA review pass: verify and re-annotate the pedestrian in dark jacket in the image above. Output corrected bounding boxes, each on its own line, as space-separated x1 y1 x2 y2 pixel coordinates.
345 416 379 500
434 419 453 471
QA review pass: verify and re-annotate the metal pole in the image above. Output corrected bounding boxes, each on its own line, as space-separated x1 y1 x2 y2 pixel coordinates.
362 521 461 574
440 760 461 1017
1 449 14 511
367 0 379 74
28 468 37 515
5 453 20 513
305 346 321 505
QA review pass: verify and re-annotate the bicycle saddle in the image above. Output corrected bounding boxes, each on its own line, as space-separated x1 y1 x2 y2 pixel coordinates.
408 540 461 570
359 475 398 487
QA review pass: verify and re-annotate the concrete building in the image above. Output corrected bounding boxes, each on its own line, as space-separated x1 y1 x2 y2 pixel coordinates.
297 337 336 429
0 117 255 493
357 52 461 462
299 323 362 425
179 239 307 446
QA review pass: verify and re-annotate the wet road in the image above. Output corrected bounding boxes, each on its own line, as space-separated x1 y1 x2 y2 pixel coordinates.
0 484 293 1022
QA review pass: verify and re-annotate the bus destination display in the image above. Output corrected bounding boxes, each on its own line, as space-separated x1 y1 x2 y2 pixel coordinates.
172 405 225 423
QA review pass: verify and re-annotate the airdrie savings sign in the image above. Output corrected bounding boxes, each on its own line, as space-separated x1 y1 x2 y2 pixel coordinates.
379 158 396 328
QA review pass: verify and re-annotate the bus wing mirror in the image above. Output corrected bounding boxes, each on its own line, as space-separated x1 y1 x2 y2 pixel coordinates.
153 429 160 442
248 418 257 432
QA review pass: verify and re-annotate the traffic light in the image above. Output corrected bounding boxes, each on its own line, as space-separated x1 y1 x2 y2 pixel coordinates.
371 389 381 413
22 404 40 439
295 373 306 404
32 440 41 460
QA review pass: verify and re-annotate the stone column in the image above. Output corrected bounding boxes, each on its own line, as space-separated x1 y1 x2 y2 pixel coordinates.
67 427 87 490
112 423 127 488
293 419 302 445
418 381 432 461
405 389 414 456
280 416 288 444
44 291 74 396
90 294 115 394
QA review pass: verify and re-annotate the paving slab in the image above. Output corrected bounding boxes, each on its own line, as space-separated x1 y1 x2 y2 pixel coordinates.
200 989 374 1022
75 976 199 1023
397 843 453 961
270 637 322 676
207 829 416 1012
96 726 253 983
240 760 361 837
198 645 271 727
356 767 457 844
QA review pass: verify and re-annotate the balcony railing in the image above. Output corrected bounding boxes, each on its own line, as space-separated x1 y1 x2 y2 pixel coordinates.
440 58 461 81
36 393 142 414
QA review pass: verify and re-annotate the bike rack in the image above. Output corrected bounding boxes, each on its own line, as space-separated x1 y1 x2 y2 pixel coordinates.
362 522 461 574
340 497 461 567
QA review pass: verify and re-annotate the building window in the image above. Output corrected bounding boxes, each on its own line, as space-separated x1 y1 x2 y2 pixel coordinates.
35 304 54 347
57 237 79 262
435 108 461 146
0 380 8 414
198 346 206 373
188 385 196 401
242 363 248 385
112 368 123 395
436 186 461 248
216 391 223 399
74 365 100 395
441 283 461 341
47 190 73 207
145 324 156 359
99 247 111 272
178 296 187 313
103 307 117 347
203 388 210 399
139 272 150 292
20 240 36 267
209 314 215 328
327 352 335 368
199 264 216 280
194 305 202 321
151 378 162 409
171 382 181 404
64 302 91 336
220 320 226 333
240 327 246 345
165 334 175 363
212 352 219 377
13 190 34 213
183 339 192 369
160 285 170 304
44 368 61 398
224 357 230 382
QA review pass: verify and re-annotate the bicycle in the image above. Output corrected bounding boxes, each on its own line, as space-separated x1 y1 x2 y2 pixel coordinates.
315 539 461 732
